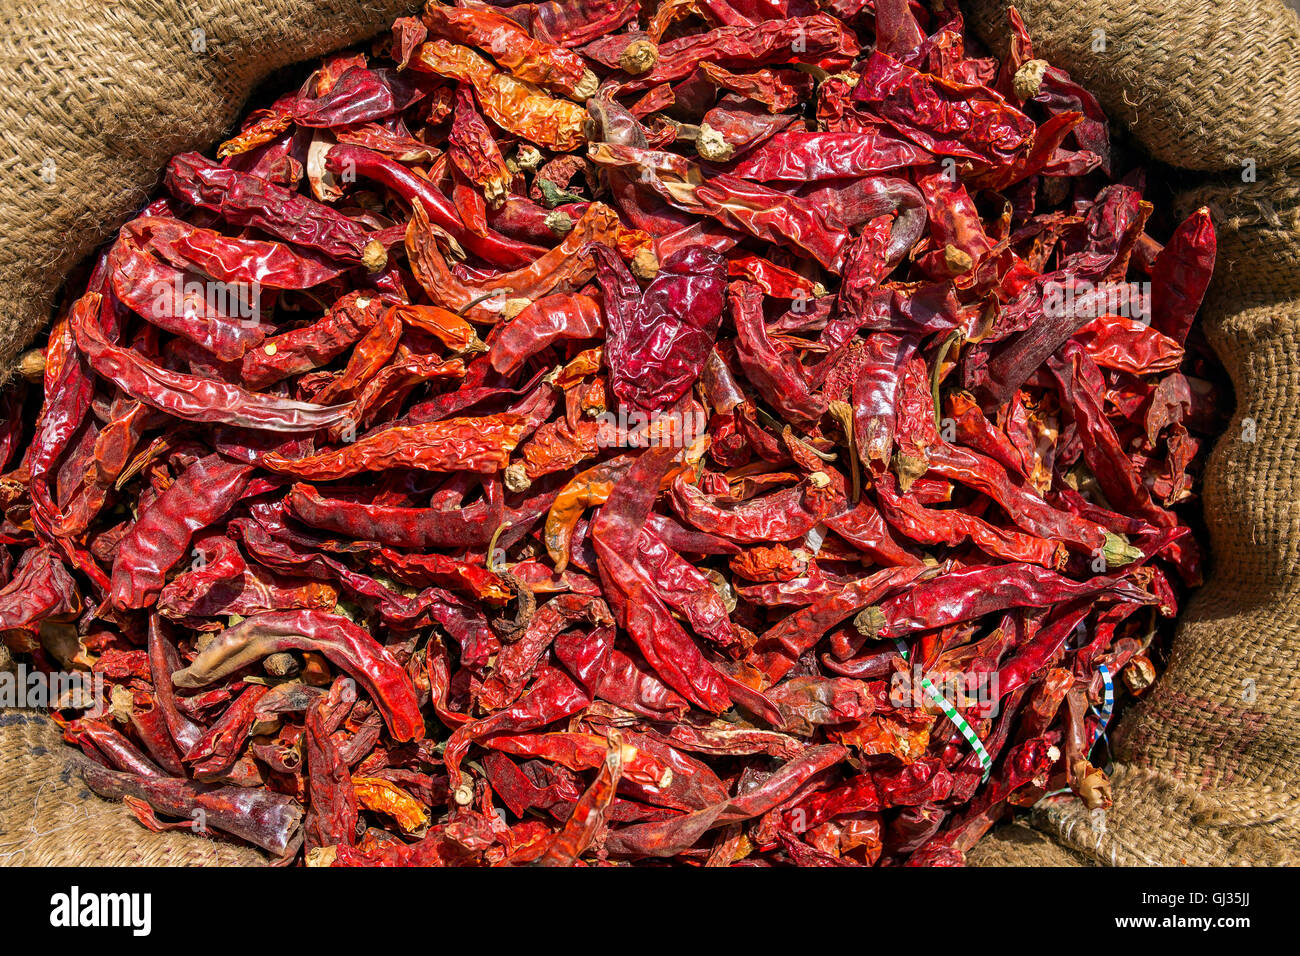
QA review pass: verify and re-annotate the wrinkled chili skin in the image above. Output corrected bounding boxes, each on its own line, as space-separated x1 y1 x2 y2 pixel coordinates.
108 455 253 610
0 0 1221 868
171 609 424 743
594 243 727 412
166 153 384 265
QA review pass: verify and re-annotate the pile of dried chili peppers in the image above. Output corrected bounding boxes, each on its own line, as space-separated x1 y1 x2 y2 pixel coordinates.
0 0 1223 865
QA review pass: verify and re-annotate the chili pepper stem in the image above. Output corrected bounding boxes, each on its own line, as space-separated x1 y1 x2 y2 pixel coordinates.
931 330 964 429
828 400 861 504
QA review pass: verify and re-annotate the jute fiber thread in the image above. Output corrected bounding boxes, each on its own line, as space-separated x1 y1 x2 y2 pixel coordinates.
969 0 1300 865
2 0 1299 865
0 0 419 865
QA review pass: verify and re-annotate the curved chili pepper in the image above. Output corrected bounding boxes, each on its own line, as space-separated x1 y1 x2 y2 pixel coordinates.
166 153 388 268
262 415 529 478
488 294 603 375
80 761 303 856
409 40 588 152
123 216 346 290
324 143 545 269
670 470 841 545
72 293 352 432
875 564 1155 640
423 4 597 100
241 292 384 389
406 201 622 320
543 455 633 572
170 609 424 742
1150 207 1215 345
108 241 270 361
730 281 825 423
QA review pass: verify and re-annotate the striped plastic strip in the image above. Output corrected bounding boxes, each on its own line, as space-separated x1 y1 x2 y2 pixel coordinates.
1038 666 1117 806
894 639 992 781
1090 663 1114 749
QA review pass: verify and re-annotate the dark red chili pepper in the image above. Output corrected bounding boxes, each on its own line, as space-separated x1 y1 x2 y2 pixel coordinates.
108 454 253 609
170 610 424 742
1 1 1220 868
592 242 727 411
72 293 352 432
166 153 390 270
325 143 546 269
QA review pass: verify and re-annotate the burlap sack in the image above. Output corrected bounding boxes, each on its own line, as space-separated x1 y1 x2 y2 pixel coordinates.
0 0 419 865
968 1 1300 866
2 0 1298 866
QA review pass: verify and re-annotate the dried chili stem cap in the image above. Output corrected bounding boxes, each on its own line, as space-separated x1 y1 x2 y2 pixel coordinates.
694 123 734 162
618 39 658 75
504 462 531 493
362 238 388 273
17 347 44 381
574 68 600 101
263 652 300 678
1013 59 1049 101
545 209 575 236
630 247 659 280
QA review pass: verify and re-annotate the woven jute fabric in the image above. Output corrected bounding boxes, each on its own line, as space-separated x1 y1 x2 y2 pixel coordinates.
0 0 421 384
0 0 419 866
964 820 1094 866
966 0 1300 172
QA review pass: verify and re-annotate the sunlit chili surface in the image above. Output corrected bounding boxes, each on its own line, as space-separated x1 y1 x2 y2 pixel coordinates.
0 0 1225 865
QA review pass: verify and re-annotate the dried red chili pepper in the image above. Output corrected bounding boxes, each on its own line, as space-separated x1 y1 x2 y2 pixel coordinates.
171 610 424 742
108 454 253 609
0 0 1223 868
423 4 598 101
592 242 727 411
80 761 303 856
166 153 390 270
262 415 529 478
71 294 352 433
0 547 81 632
410 40 588 152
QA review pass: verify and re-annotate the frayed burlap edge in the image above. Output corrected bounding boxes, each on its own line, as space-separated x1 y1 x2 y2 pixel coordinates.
964 820 1095 866
1027 766 1299 865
